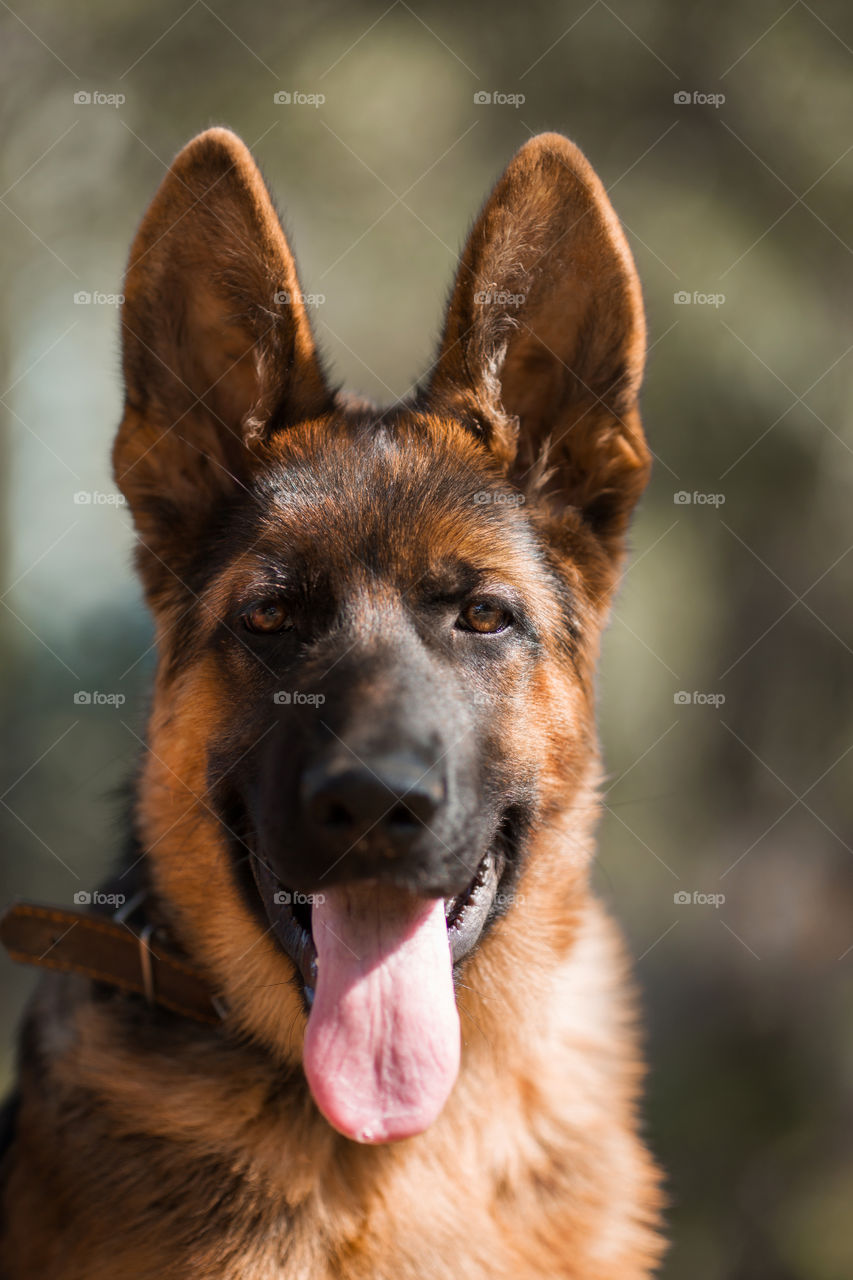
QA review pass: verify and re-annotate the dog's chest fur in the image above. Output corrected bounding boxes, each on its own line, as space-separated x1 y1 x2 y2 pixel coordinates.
2 901 660 1280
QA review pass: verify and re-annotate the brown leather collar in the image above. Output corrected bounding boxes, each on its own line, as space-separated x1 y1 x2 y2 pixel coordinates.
0 902 222 1026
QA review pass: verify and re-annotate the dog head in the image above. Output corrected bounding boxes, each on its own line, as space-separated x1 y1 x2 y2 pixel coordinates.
114 128 649 1143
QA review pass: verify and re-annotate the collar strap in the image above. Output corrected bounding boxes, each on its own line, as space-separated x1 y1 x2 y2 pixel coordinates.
0 902 221 1026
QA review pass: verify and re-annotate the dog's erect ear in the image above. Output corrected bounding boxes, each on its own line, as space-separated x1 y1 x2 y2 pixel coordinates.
429 133 650 549
113 128 332 592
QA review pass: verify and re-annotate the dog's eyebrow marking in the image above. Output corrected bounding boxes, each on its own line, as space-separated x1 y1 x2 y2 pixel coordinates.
416 559 483 601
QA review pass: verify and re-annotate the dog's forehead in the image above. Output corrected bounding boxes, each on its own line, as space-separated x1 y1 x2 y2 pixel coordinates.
242 414 543 589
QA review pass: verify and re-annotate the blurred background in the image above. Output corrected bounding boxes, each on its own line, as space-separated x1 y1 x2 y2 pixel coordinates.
0 1 851 1275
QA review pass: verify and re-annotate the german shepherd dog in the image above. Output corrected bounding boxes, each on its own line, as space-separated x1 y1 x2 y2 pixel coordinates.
0 129 664 1277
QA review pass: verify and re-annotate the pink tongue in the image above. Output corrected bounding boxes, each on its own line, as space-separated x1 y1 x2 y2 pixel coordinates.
303 885 460 1144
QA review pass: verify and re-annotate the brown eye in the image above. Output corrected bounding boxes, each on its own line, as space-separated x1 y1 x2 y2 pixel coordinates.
457 601 512 634
242 600 290 634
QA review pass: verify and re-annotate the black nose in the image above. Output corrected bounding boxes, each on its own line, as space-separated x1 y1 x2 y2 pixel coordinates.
300 752 444 854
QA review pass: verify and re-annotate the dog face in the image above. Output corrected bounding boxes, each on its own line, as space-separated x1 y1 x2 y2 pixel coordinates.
208 421 546 907
114 129 649 1143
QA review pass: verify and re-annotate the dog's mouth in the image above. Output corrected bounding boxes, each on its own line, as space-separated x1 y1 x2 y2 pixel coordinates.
249 845 505 1007
243 819 518 1147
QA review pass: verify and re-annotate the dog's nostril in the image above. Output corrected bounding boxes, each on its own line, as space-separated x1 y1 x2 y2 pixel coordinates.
386 803 420 831
324 801 354 829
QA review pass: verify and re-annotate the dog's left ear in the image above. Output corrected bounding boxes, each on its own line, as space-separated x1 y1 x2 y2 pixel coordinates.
429 133 650 552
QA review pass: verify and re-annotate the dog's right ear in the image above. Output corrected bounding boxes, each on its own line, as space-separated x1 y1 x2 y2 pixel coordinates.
113 128 331 601
428 133 650 559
